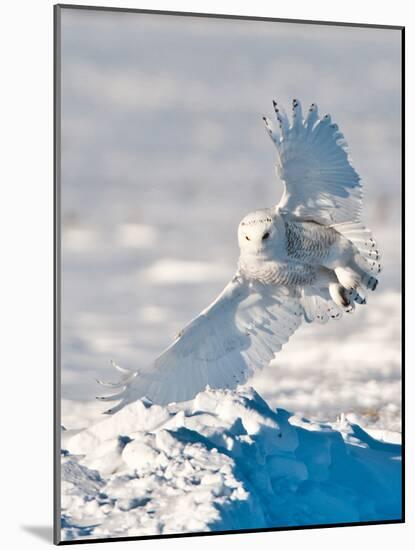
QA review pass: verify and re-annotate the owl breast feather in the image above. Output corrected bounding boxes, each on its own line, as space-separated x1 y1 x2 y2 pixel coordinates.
238 257 317 287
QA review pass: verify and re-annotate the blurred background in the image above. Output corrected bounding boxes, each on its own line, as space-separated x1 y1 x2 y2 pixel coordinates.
60 8 402 431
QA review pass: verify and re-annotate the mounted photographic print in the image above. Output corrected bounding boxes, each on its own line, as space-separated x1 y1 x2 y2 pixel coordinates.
54 4 404 544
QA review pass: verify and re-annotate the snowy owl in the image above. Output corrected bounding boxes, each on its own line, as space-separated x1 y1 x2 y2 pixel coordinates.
98 99 381 412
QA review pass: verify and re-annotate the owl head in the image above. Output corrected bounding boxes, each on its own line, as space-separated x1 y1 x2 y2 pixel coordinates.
237 209 282 256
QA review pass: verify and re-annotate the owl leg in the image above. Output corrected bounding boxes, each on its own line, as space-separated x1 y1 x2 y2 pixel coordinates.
328 282 355 313
335 262 378 293
334 266 360 290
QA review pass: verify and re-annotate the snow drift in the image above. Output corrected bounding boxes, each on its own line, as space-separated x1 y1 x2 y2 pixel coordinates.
61 387 402 541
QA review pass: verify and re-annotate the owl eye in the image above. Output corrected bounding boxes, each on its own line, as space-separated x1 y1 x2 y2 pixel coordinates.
262 232 270 240
245 235 250 241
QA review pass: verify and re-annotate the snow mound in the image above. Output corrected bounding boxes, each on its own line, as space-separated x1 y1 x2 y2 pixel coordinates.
61 387 402 541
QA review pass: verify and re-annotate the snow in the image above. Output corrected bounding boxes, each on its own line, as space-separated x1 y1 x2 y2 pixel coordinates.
60 386 402 542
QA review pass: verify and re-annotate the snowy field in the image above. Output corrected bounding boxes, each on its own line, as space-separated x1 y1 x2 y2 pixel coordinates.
58 8 402 541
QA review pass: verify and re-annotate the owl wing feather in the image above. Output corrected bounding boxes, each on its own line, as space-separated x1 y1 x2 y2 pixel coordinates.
97 273 303 410
263 99 362 225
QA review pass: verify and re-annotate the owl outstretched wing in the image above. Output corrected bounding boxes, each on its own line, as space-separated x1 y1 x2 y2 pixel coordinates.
263 99 362 225
97 273 304 410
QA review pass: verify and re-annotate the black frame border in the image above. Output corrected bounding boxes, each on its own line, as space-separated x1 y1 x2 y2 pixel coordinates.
53 3 405 545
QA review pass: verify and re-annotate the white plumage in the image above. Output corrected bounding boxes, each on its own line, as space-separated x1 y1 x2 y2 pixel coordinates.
263 100 362 224
98 99 381 411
